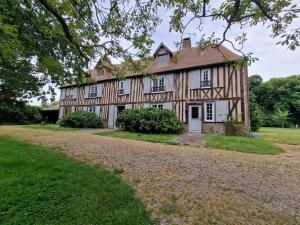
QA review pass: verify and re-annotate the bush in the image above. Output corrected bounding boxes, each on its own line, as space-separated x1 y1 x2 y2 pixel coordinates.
59 111 103 128
224 117 250 137
116 108 183 134
0 103 42 124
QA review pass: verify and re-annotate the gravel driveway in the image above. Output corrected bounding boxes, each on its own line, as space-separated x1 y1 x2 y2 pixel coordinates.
1 126 299 225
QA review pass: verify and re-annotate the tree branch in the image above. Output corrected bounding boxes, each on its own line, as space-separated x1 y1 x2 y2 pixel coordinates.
37 0 90 64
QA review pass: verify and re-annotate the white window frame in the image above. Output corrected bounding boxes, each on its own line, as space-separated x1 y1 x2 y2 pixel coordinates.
151 76 165 92
152 104 164 109
89 85 98 98
200 69 211 88
204 102 215 122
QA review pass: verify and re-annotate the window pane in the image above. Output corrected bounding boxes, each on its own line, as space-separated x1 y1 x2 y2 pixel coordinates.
159 77 164 87
191 107 199 119
206 103 213 121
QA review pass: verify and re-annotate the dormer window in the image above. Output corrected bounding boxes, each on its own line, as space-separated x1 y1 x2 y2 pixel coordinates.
98 67 104 76
153 43 173 67
157 54 169 66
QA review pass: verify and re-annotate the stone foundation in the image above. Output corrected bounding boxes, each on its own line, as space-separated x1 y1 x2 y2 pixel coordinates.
203 123 225 135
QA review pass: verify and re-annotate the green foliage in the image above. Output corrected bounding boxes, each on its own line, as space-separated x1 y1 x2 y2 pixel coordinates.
249 92 265 131
272 109 290 128
249 74 300 128
0 0 159 104
206 135 283 155
224 118 250 136
0 136 155 225
59 111 103 128
116 108 183 134
0 103 42 124
97 131 177 144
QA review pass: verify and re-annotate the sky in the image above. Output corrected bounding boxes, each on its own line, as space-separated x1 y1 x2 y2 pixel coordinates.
150 7 300 81
32 2 300 105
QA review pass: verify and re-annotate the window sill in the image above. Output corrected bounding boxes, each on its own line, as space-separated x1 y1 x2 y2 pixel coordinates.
200 86 211 89
150 90 166 94
86 96 101 99
190 87 211 90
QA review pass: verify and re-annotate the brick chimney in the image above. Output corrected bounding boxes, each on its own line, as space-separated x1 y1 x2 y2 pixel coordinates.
182 37 191 48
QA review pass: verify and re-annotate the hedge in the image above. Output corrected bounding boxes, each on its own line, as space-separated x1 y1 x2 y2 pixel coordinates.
116 108 183 134
59 111 103 128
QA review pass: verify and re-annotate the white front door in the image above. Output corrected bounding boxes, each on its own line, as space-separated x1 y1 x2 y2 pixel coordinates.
189 105 202 132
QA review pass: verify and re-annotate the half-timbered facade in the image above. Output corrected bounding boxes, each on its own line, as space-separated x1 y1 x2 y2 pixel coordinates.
59 38 250 134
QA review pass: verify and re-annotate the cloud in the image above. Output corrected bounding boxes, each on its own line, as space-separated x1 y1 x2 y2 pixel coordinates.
151 9 300 81
32 3 300 105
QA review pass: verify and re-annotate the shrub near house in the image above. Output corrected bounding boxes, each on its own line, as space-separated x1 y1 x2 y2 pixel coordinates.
59 111 103 128
116 108 183 134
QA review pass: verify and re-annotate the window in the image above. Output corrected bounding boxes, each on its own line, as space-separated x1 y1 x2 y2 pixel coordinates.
88 106 96 113
117 106 126 117
98 68 104 76
156 54 169 66
89 85 97 98
118 81 124 95
191 106 199 119
75 106 84 111
205 102 215 122
151 76 165 92
152 104 163 109
201 69 211 87
65 88 73 99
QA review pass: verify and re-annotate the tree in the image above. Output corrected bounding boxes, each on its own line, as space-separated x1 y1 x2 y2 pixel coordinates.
249 75 263 92
249 92 264 131
272 109 290 128
253 75 300 126
1 0 299 105
248 75 264 131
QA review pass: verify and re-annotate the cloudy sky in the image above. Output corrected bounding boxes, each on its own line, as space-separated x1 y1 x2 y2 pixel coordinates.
33 3 300 105
150 7 300 82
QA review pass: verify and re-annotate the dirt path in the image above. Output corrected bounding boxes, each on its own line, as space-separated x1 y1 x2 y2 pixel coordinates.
1 126 299 225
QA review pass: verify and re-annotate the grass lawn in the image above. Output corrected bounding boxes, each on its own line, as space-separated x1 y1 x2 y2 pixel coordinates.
206 135 283 155
22 124 81 131
259 127 300 145
0 136 155 225
97 131 177 144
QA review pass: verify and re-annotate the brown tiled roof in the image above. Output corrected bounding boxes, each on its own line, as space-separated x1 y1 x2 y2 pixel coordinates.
61 45 241 87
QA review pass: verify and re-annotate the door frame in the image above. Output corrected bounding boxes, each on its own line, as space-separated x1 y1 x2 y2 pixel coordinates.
188 104 202 133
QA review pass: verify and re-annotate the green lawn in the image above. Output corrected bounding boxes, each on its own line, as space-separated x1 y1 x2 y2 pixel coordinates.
206 135 283 155
97 131 177 144
22 124 81 131
259 127 300 145
0 136 155 225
